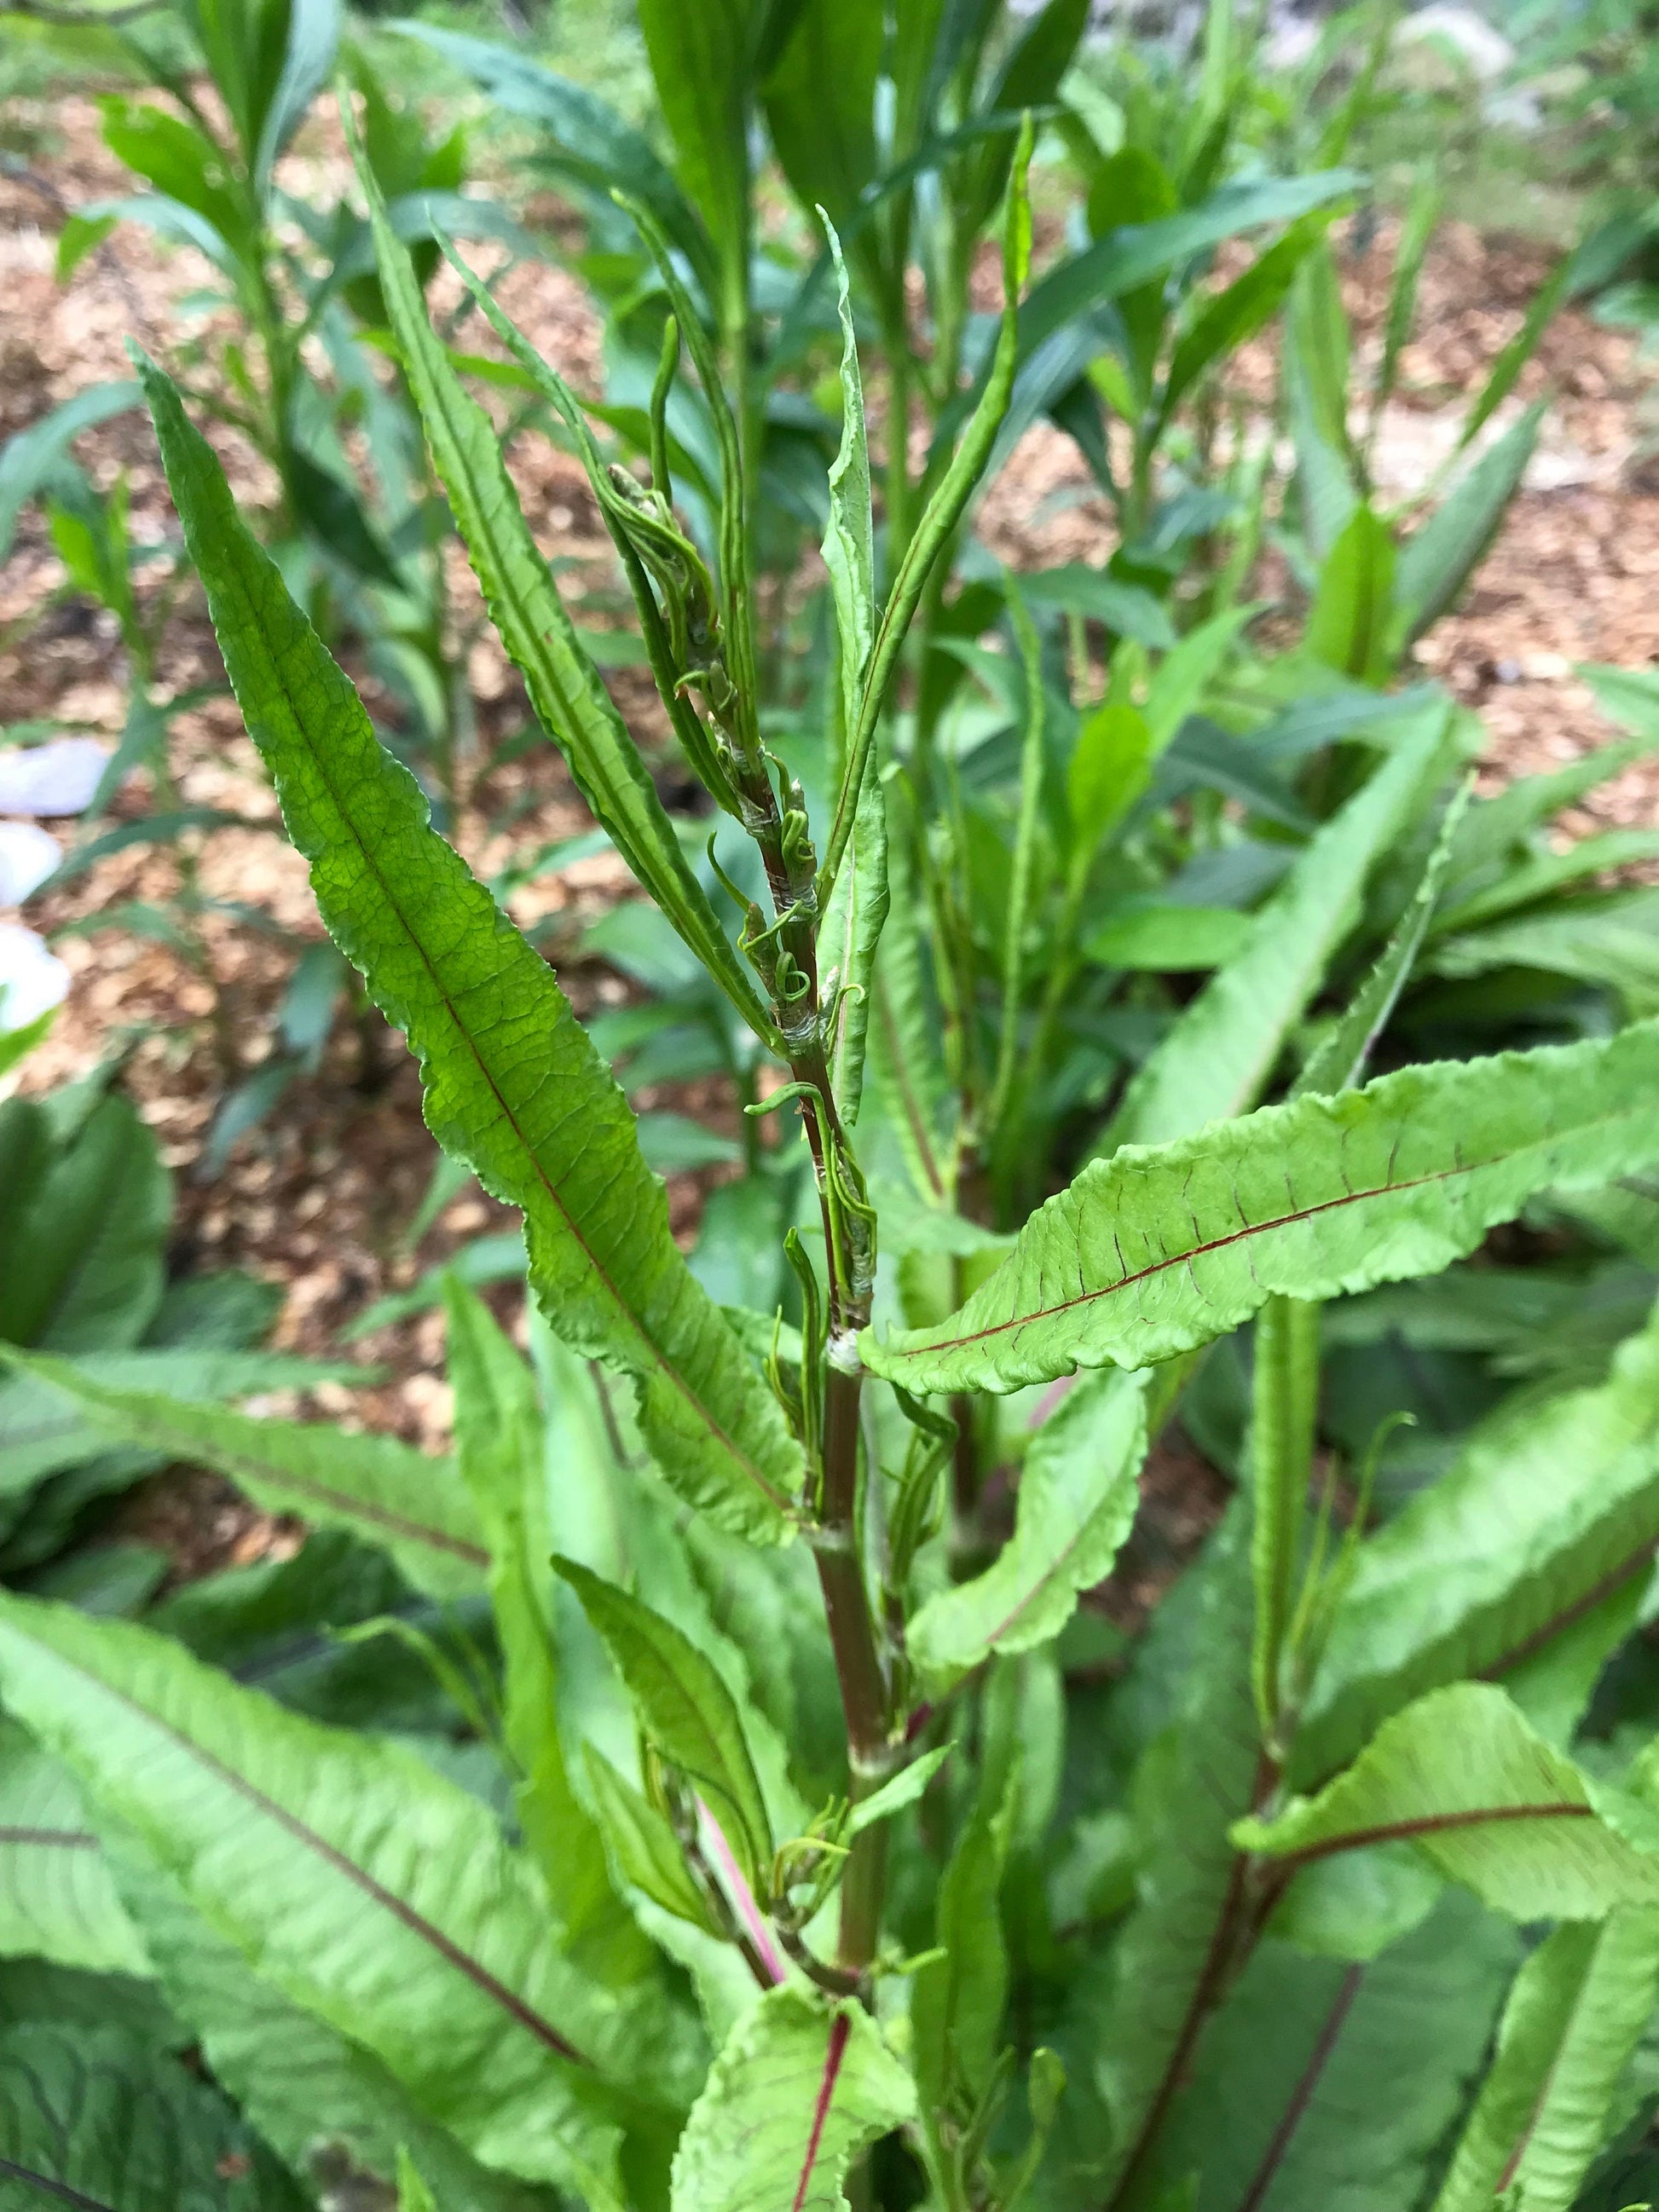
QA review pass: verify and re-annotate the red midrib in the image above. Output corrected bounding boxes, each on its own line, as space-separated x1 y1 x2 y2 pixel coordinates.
904 1115 1638 1358
1286 1800 1596 1866
49 1643 592 2070
793 2013 852 2212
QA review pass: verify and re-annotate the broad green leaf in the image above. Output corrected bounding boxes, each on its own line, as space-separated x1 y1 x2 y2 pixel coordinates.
1142 605 1253 754
0 1091 168 1352
868 1017 1659 1395
1304 502 1397 682
0 2023 306 2212
1084 901 1252 972
104 1832 561 2212
636 0 756 297
762 0 882 226
907 1367 1147 1681
1396 403 1546 644
1431 1910 1659 2212
0 1719 146 1976
1298 1296 1659 1780
0 1593 676 2198
1094 1511 1259 2188
1103 710 1449 1152
1235 1684 1659 1920
443 1280 632 1974
1142 1892 1517 2212
1428 891 1659 1015
668 1985 916 2212
1068 701 1153 859
354 159 770 1042
1250 1295 1320 1734
0 1348 488 1600
100 98 252 266
553 1556 773 1891
139 355 801 1541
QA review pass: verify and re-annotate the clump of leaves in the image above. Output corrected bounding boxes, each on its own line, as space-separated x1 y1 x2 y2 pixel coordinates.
5 87 1659 2212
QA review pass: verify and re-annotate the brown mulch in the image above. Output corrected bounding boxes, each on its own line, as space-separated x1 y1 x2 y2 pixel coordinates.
3 90 1657 1581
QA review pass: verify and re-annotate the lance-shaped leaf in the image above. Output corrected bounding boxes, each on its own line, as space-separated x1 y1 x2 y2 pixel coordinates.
635 0 755 301
669 1985 916 2212
1298 1295 1659 1781
1107 708 1450 1149
0 2023 307 2212
0 1347 488 1601
1397 402 1546 644
1235 1684 1659 1921
1431 1909 1659 2212
0 1592 676 2198
1250 1295 1320 1735
443 1281 634 1977
762 0 882 228
102 1831 565 2212
0 1718 146 1976
864 1016 1659 1395
864 794 952 1205
353 146 770 1042
911 1762 1019 2160
553 1556 773 1891
138 355 801 1541
816 221 887 1123
398 2151 439 2212
907 1366 1147 1682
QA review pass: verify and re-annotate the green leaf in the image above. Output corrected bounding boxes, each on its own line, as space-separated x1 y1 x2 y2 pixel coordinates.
1084 901 1253 971
253 0 339 191
1236 1684 1659 1920
0 381 137 562
1428 891 1659 1015
1396 403 1546 644
1250 1295 1320 1735
907 1367 1147 1682
1294 775 1472 1099
669 1984 916 2212
866 1017 1659 1395
821 760 889 1127
636 0 757 297
864 789 953 1205
0 2023 307 2212
0 1593 674 2199
1298 1296 1659 1781
100 98 253 268
1431 1910 1659 2212
398 2149 439 2212
1304 502 1398 683
1434 826 1659 937
842 1744 952 1840
912 1762 1018 2146
1142 604 1253 754
552 1556 773 1891
443 1279 633 1973
0 1347 488 1600
0 1090 168 1352
1068 701 1153 860
820 218 876 748
1162 214 1331 425
138 354 801 1542
0 1719 146 1976
762 0 882 225
105 1832 560 2212
353 155 770 1042
1103 711 1450 1152
583 1744 717 1932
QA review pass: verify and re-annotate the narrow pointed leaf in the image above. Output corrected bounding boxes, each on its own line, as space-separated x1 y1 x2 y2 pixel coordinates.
398 2150 440 2212
1237 1684 1659 1920
1107 709 1448 1149
584 1745 717 1932
552 1556 773 1890
138 355 801 1541
907 1366 1147 1681
0 1347 488 1600
1397 402 1546 643
0 1593 677 2197
1250 1295 1320 1733
354 150 768 1039
1431 1909 1659 2212
669 1985 915 2212
866 1018 1659 1394
635 0 755 293
1299 1295 1659 1780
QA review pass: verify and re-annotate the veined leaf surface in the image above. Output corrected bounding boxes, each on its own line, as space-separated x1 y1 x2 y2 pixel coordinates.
864 1019 1659 1394
0 1594 678 2198
0 1718 145 1976
668 1985 915 2212
139 355 801 1541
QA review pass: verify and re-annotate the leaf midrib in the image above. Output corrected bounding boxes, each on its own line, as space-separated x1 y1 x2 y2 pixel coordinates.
901 1106 1645 1360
